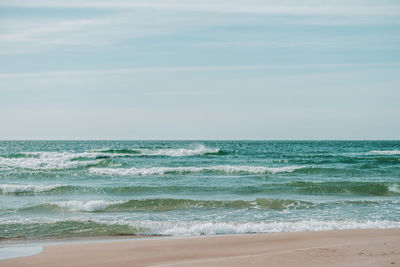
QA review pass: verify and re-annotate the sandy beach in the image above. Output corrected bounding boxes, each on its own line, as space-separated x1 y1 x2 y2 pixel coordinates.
1 228 399 267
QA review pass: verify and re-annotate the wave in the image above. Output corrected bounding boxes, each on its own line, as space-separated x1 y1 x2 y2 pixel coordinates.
2 218 400 239
0 219 147 239
48 200 127 212
289 181 400 196
367 150 400 155
0 184 68 194
3 181 398 197
0 145 223 171
97 145 222 157
23 198 312 213
156 219 400 236
89 165 305 176
104 183 400 196
388 184 400 193
0 153 103 170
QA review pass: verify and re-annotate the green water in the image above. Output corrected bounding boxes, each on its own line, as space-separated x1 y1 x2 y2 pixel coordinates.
0 141 399 239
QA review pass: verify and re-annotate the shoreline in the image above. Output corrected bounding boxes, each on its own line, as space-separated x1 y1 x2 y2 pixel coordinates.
1 228 399 266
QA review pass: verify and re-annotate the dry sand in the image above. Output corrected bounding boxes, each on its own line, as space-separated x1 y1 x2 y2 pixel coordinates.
1 228 399 267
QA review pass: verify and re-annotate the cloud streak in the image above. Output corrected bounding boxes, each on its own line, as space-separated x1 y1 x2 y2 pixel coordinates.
1 63 400 79
1 0 400 16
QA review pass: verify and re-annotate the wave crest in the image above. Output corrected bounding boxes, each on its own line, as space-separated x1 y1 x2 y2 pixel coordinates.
97 145 221 157
157 219 400 236
22 198 311 212
367 150 400 155
0 152 103 170
0 184 67 194
47 200 128 212
89 165 305 176
2 218 400 239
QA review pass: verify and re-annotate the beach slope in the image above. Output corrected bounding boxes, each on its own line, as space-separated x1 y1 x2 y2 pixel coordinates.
1 228 399 267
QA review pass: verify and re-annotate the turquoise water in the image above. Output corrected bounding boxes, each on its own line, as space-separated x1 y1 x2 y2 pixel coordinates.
0 141 399 240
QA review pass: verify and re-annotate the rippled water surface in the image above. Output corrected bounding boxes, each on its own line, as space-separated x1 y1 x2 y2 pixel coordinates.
0 141 399 239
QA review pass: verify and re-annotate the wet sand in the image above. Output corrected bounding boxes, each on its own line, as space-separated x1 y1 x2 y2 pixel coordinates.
1 228 399 267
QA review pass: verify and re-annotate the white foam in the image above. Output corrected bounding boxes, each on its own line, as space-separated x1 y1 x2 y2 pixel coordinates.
368 150 400 155
89 165 305 176
89 219 400 236
1 218 399 237
152 220 400 236
50 200 127 212
0 146 221 170
0 153 102 170
0 184 64 193
138 145 220 156
388 184 400 193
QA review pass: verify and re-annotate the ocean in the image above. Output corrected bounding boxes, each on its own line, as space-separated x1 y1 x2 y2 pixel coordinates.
0 141 399 240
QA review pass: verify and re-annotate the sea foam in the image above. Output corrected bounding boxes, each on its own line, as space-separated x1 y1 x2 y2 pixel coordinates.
368 150 400 155
156 219 400 236
50 200 127 212
388 184 400 193
0 153 102 170
96 145 221 157
138 145 220 156
89 165 305 176
0 146 221 170
0 184 65 194
2 217 400 237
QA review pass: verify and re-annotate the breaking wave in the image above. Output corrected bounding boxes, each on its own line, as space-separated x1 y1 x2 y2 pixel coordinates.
97 145 222 157
89 165 305 176
0 152 103 170
1 218 400 239
48 200 127 212
367 150 400 155
0 184 67 194
0 145 222 171
156 219 400 236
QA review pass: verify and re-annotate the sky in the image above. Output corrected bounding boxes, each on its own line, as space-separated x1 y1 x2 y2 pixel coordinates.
0 0 399 140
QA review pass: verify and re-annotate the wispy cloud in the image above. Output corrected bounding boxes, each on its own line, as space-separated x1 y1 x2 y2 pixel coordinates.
2 0 400 16
1 63 399 79
2 0 399 55
0 18 109 43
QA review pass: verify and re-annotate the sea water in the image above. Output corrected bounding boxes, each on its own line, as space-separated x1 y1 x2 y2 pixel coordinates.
0 141 399 240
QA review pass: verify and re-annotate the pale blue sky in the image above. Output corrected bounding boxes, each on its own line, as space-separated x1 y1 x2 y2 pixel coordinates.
1 0 399 139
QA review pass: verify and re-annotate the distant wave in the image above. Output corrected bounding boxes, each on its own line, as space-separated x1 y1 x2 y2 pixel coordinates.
97 145 222 157
0 184 67 194
367 150 400 155
89 165 305 176
0 152 103 170
0 146 222 170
